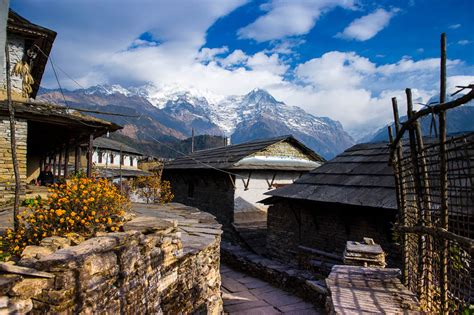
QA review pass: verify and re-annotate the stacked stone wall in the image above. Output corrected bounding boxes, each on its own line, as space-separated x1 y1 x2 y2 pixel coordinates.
0 117 27 206
0 205 223 314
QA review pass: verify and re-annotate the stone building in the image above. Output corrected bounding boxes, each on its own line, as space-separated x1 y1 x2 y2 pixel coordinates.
80 137 150 181
0 10 120 206
262 142 400 272
162 135 324 230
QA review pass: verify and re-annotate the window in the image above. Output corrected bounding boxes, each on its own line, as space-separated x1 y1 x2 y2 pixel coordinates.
110 153 114 164
130 157 134 167
98 151 103 164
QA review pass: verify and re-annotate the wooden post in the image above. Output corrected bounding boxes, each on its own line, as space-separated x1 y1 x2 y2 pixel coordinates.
391 97 409 284
5 43 20 230
58 148 63 178
406 88 426 299
87 134 93 178
119 145 123 195
52 153 57 181
414 119 434 309
64 143 69 179
74 145 81 173
439 32 449 314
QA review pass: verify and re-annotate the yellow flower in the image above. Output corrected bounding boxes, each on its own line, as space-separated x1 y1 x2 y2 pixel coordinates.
91 211 96 216
83 206 88 211
107 218 112 225
71 212 76 217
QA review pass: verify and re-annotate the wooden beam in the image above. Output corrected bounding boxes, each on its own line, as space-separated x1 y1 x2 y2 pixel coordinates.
64 143 69 178
439 32 449 314
87 134 93 178
74 145 81 173
5 43 20 231
58 148 63 178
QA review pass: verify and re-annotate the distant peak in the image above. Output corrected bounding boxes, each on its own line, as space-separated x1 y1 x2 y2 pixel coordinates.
244 88 277 104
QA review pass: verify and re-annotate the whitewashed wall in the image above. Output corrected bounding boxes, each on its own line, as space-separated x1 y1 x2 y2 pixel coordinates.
1 36 24 94
92 150 138 169
233 170 304 223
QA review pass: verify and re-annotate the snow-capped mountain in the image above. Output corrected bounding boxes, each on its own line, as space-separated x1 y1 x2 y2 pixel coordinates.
368 91 474 143
37 84 355 158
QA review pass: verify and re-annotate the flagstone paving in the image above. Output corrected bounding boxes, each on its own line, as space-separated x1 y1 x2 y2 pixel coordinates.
221 264 324 314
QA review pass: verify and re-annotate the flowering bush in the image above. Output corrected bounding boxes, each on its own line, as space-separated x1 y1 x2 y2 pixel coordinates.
1 176 129 258
131 170 174 204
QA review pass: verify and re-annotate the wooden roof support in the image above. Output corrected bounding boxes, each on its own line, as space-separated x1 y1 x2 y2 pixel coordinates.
63 142 69 178
228 173 236 190
87 134 93 178
241 171 252 191
265 172 277 190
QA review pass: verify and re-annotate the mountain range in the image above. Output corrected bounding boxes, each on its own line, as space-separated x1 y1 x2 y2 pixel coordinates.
37 84 355 159
369 94 474 142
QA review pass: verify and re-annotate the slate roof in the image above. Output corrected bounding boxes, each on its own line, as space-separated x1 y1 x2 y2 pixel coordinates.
0 100 121 133
92 137 143 155
164 135 324 171
264 142 397 210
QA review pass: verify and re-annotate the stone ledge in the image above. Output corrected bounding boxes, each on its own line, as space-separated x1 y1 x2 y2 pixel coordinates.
0 203 223 314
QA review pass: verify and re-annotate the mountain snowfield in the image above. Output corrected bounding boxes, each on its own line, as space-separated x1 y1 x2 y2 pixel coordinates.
38 84 355 159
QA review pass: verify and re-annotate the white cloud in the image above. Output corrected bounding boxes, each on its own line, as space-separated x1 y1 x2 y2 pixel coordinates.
16 0 473 139
449 23 461 29
458 40 471 46
295 51 376 88
237 0 356 42
336 8 399 41
196 46 229 63
219 49 248 67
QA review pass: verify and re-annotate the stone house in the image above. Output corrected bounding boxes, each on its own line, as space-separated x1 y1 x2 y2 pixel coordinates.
80 137 150 181
0 10 121 206
262 142 400 272
162 135 324 229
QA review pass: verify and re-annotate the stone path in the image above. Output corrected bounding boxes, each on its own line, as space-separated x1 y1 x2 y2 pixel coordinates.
221 264 324 315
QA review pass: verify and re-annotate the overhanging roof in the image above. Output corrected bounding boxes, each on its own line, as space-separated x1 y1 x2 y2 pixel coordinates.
0 100 121 138
264 142 397 210
89 137 143 155
164 135 325 171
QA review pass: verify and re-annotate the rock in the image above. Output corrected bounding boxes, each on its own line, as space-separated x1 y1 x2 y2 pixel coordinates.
0 296 8 308
0 263 54 278
0 274 22 295
40 236 71 251
65 233 85 246
7 297 33 314
306 280 328 295
21 246 53 260
10 278 50 299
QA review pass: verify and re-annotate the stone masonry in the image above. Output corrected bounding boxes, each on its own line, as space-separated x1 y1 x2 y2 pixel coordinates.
0 203 223 314
0 117 27 206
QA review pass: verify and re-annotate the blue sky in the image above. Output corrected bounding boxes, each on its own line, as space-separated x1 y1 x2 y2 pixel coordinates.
11 0 474 137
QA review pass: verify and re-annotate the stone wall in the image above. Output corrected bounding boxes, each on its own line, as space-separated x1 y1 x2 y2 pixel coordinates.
163 169 235 230
267 200 400 270
0 203 223 314
0 117 27 206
